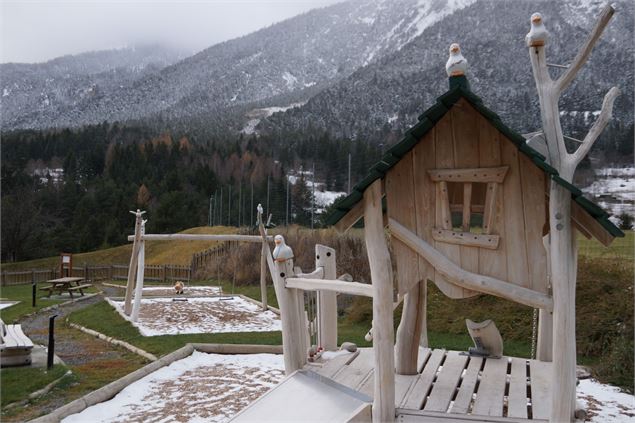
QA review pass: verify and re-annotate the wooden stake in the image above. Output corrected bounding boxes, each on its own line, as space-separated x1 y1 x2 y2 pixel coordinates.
131 220 146 322
316 244 338 350
363 180 395 422
124 210 145 315
260 243 268 311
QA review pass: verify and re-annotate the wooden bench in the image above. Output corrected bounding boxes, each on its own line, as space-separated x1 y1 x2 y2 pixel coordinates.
67 284 93 298
1 319 34 367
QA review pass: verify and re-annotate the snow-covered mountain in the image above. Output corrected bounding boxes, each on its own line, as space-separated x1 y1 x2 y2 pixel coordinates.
0 0 478 131
0 45 188 129
1 0 632 142
261 0 634 141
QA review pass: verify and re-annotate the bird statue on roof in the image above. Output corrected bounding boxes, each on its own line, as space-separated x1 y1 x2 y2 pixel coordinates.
445 43 468 77
272 235 293 263
525 12 549 47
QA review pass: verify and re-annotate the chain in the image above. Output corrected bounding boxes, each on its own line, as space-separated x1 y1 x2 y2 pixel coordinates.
531 308 539 359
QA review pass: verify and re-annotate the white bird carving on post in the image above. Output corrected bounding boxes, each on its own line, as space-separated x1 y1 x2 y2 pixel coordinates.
445 43 468 77
272 235 293 263
525 13 549 47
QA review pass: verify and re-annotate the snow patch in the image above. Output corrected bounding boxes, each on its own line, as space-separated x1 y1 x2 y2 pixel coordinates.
241 102 306 135
282 71 298 89
581 167 635 217
107 296 281 336
63 351 285 423
577 378 635 422
0 301 19 310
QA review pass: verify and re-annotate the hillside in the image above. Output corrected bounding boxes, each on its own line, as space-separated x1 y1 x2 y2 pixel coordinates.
261 0 634 148
1 226 238 271
0 0 475 131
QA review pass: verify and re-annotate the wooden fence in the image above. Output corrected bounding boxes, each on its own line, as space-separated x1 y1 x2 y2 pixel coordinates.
1 264 191 286
190 227 256 275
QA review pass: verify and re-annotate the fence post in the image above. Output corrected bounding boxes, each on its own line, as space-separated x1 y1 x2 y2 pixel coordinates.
84 263 89 282
162 265 167 283
109 265 113 281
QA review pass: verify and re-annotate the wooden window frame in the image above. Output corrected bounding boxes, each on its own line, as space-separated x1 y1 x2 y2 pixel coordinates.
428 166 508 249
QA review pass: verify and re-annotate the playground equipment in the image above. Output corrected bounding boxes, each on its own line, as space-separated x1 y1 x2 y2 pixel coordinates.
237 6 623 422
124 209 273 322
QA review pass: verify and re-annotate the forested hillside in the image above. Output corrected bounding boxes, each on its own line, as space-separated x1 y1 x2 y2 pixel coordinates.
1 124 381 262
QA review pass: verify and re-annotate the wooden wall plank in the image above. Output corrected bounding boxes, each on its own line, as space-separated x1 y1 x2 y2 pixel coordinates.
518 154 549 294
477 114 508 281
500 135 530 288
386 150 421 296
434 113 470 299
451 101 480 278
412 130 437 286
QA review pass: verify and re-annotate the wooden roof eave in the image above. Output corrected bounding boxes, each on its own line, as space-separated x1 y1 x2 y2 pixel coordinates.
334 180 386 234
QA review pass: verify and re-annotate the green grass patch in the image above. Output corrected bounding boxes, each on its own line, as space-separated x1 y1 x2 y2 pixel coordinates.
0 284 88 323
578 230 633 260
1 364 68 406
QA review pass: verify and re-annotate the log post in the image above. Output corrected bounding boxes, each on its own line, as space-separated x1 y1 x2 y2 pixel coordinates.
396 280 427 374
124 209 145 315
525 7 618 421
131 220 146 322
260 243 268 311
315 244 337 350
363 180 395 422
537 235 553 361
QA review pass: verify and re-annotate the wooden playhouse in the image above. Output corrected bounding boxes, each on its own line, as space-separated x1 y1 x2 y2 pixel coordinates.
232 8 623 423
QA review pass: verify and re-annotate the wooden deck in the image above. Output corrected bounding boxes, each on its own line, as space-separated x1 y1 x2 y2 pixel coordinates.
305 348 550 422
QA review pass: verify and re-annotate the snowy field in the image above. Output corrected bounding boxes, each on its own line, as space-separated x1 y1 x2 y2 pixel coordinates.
582 167 635 217
577 378 635 422
62 351 285 423
107 296 281 336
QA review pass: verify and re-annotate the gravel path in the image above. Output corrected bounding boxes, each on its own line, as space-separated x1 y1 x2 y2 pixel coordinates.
20 285 122 366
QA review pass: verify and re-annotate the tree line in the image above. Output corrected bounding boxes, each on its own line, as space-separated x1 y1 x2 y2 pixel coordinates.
1 122 382 262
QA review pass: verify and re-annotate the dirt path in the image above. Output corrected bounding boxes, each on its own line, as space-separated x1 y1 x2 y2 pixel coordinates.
2 285 148 422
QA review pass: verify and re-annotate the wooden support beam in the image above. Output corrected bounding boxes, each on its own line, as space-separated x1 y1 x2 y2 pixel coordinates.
124 210 144 315
432 229 500 250
482 182 498 234
131 221 146 322
260 243 268 311
285 278 373 297
428 166 509 183
316 244 338 351
364 180 395 423
334 198 365 233
462 183 472 232
127 234 272 242
389 218 553 311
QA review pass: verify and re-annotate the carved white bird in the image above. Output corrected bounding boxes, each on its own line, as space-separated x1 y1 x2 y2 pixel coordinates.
257 203 263 215
525 13 549 47
272 235 293 262
445 43 468 77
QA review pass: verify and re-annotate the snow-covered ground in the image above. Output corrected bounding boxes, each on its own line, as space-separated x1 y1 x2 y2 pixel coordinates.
577 378 635 422
241 102 306 135
62 351 285 423
107 296 281 336
287 171 346 212
0 301 19 310
582 167 635 218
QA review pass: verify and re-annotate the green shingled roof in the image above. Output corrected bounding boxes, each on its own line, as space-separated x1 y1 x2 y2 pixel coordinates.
325 76 624 239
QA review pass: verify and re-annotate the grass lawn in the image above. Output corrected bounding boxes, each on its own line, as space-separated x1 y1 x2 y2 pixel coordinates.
0 284 98 323
1 365 68 406
578 230 633 259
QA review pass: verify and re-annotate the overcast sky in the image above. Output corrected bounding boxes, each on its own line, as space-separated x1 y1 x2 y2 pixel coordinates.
1 0 344 64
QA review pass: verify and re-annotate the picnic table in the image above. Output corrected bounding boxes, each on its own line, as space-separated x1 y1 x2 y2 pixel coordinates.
39 277 92 299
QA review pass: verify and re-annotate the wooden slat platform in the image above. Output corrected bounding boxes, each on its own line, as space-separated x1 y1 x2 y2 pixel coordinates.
307 348 550 422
